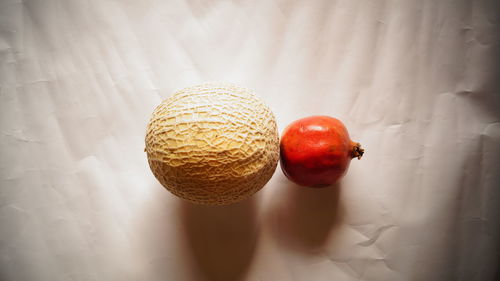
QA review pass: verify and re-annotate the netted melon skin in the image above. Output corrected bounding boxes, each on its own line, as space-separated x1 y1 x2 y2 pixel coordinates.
145 83 279 205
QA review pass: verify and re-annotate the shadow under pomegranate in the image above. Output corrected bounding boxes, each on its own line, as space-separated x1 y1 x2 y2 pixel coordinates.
180 197 258 281
270 182 342 253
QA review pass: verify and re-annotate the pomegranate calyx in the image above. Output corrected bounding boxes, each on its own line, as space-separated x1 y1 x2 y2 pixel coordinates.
351 142 364 160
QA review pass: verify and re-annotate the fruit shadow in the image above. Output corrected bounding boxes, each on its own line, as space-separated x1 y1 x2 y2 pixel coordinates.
180 197 258 281
269 181 342 252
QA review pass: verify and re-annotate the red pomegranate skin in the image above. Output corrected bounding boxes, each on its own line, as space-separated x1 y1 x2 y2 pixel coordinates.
280 116 362 187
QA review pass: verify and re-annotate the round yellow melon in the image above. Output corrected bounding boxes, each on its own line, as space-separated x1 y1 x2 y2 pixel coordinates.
145 82 279 205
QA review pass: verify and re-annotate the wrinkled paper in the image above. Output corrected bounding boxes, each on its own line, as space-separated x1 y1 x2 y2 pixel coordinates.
1 0 499 280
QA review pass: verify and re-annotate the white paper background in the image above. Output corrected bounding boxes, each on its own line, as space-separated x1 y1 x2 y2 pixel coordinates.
1 0 499 280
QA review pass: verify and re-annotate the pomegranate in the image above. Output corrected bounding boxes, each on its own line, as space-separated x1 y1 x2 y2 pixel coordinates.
280 116 364 187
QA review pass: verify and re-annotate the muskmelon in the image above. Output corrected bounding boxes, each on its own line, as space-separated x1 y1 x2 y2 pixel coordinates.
145 82 279 205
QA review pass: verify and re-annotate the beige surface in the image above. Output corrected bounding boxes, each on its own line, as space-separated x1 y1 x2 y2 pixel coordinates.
1 0 499 280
